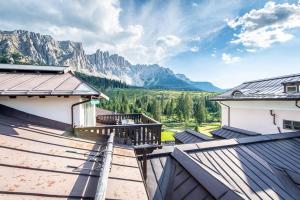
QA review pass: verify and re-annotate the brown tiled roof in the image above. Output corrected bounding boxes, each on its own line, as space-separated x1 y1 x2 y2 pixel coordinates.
0 64 105 97
0 111 147 199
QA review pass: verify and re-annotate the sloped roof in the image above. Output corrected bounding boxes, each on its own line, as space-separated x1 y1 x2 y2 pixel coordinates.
0 110 147 199
141 132 300 200
174 129 213 144
139 152 215 200
211 73 300 101
0 64 106 97
212 126 261 139
0 63 70 73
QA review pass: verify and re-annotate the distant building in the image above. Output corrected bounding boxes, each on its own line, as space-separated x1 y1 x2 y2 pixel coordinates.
211 73 300 134
0 64 108 128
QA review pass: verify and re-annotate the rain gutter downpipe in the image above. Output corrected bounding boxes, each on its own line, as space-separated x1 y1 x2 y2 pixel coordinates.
296 100 300 109
71 96 92 128
270 110 281 133
219 101 230 127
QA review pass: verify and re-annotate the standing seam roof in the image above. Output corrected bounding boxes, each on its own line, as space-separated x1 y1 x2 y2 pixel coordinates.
0 71 100 96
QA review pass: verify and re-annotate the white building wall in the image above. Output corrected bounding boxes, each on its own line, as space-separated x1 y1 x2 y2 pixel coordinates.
220 101 300 134
0 96 85 125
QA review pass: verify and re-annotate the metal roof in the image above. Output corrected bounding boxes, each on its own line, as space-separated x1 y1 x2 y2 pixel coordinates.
0 111 147 199
211 73 300 101
0 71 101 97
139 153 215 200
0 63 70 73
174 129 213 144
212 126 261 139
141 132 300 199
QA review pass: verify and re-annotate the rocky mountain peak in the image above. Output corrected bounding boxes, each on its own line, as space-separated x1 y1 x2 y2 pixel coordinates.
0 30 223 92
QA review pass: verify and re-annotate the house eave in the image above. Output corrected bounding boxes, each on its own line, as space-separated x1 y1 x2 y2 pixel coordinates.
210 97 300 101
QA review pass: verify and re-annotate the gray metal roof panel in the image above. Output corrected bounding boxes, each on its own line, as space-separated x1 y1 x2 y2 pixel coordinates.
212 126 261 139
141 154 215 200
143 132 300 200
174 129 213 144
212 73 300 101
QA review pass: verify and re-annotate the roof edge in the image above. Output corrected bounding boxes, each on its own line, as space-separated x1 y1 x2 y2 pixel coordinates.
179 131 300 153
243 73 300 84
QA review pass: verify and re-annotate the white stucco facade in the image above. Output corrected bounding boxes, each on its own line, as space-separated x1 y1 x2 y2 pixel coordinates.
220 100 300 134
0 96 96 127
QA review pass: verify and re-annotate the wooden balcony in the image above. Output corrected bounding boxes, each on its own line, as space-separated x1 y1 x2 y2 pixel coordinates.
74 113 162 146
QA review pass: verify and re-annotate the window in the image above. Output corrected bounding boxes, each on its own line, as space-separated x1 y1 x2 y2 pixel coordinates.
283 120 300 130
286 85 298 93
232 90 243 97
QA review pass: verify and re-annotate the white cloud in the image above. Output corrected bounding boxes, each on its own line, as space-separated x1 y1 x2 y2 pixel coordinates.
0 0 241 64
228 1 300 49
156 35 181 47
191 36 201 41
192 2 199 7
222 53 241 64
190 46 199 52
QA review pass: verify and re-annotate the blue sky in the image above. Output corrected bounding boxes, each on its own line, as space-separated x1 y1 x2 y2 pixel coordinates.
0 0 300 88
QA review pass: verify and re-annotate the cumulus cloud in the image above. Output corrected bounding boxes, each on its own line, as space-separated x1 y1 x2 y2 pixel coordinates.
227 1 300 49
0 0 240 64
190 46 199 52
156 35 181 48
222 53 241 64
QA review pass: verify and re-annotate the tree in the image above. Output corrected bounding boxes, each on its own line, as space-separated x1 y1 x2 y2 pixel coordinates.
175 93 184 122
183 93 192 122
152 99 161 121
193 97 207 125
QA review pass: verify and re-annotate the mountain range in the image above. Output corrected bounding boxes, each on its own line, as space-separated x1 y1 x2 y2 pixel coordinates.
0 30 223 92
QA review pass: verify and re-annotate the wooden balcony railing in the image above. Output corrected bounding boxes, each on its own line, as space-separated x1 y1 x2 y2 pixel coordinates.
96 113 159 125
75 113 162 145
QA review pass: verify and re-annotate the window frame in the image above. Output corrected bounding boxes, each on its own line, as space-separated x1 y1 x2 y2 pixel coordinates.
283 120 300 130
286 85 298 93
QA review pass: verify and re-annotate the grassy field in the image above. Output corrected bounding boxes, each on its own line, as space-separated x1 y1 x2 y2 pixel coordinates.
161 122 221 141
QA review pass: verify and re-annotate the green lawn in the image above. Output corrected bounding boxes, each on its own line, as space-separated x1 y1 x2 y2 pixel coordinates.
161 122 221 141
161 129 175 141
198 122 220 137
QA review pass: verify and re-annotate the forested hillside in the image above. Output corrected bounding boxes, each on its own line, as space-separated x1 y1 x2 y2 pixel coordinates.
99 89 220 125
75 72 130 90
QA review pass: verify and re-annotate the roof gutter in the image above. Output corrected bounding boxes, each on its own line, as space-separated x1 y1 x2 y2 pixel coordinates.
218 101 230 127
94 132 115 200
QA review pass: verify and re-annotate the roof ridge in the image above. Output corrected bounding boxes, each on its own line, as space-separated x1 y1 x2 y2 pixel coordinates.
179 132 300 153
243 73 300 84
171 148 245 200
222 126 261 136
185 129 213 140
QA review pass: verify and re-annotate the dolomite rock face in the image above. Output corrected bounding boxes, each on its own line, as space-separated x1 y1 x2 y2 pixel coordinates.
0 30 222 91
